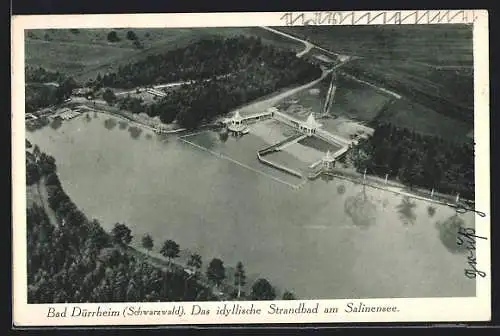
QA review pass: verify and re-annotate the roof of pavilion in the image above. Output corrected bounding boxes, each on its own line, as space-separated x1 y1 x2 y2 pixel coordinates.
302 113 322 129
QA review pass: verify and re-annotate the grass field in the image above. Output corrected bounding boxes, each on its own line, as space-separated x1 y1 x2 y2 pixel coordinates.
278 73 390 123
278 24 473 65
342 59 474 116
275 24 474 126
25 27 305 84
331 75 393 122
375 98 472 143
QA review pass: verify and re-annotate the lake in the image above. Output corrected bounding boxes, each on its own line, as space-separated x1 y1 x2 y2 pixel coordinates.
26 112 476 299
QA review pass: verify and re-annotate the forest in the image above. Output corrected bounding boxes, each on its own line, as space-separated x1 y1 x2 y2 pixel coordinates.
26 144 295 303
92 35 320 89
25 65 67 84
98 35 322 129
348 123 474 199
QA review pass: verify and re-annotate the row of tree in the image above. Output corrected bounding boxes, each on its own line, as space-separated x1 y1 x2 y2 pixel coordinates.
26 145 295 302
138 233 295 300
348 123 475 199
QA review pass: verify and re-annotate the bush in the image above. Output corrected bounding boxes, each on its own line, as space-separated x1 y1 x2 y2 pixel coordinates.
126 30 138 41
107 31 120 43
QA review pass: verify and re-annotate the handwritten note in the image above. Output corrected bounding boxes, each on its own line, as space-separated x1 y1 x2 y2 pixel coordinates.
280 10 478 26
456 227 487 279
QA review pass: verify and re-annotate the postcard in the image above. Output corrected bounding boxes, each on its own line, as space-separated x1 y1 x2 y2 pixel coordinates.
11 10 490 326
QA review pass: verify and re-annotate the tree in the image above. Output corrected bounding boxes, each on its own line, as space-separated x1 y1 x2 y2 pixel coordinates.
107 31 120 43
55 77 77 102
282 290 296 300
206 258 225 288
102 89 117 106
133 39 144 50
26 162 41 186
126 30 138 41
234 261 246 299
111 223 132 246
251 278 276 300
187 253 202 275
141 234 154 255
160 240 180 266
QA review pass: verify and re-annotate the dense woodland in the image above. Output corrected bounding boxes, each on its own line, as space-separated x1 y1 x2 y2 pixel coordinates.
348 123 475 199
97 36 322 129
92 36 320 89
26 144 291 303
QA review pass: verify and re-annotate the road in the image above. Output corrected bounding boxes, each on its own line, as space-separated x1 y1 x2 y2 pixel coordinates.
259 26 351 60
341 72 402 99
115 73 234 96
260 26 403 100
260 26 313 58
115 81 192 96
234 68 334 117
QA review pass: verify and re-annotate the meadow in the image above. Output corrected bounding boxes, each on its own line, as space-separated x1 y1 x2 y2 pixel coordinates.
375 98 472 143
341 59 474 122
25 27 305 83
277 24 473 65
276 24 474 128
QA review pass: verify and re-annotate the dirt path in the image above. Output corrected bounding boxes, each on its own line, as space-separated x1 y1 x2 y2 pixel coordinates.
34 177 59 228
260 26 347 59
341 72 402 99
235 68 333 116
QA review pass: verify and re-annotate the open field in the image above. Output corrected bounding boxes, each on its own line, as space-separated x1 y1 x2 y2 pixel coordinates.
25 27 306 83
278 73 391 123
275 24 474 126
331 75 393 121
341 59 474 121
375 98 472 143
277 24 473 65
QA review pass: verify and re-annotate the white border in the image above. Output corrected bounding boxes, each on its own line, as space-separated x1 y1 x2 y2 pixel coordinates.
11 10 490 326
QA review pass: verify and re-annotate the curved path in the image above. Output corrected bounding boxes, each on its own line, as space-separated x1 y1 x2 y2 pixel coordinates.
259 26 346 59
233 68 333 118
259 26 402 100
260 26 313 58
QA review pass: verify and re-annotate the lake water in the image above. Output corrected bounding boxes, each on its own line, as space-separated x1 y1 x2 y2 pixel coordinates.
27 113 476 299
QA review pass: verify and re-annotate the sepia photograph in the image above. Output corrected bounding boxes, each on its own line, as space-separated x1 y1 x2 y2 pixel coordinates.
12 10 490 326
